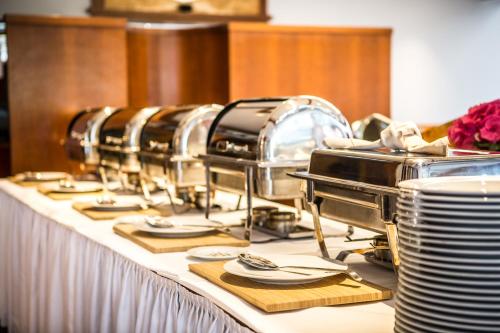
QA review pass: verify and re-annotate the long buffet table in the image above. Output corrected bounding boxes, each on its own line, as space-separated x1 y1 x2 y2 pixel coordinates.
0 179 396 332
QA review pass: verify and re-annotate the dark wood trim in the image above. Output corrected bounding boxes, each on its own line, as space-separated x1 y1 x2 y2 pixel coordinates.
4 14 126 28
229 22 392 36
88 0 270 23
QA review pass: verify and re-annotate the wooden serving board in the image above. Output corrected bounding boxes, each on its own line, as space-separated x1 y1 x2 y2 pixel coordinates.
189 261 393 313
72 202 167 220
113 223 249 253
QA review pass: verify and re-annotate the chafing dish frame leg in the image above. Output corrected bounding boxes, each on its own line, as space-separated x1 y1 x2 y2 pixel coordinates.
294 198 303 221
385 221 400 271
205 162 211 220
244 166 254 241
309 200 331 258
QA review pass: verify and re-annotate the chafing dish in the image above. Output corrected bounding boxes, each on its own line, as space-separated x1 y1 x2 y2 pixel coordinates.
65 106 119 167
137 104 223 197
200 96 353 240
292 148 500 270
98 107 164 173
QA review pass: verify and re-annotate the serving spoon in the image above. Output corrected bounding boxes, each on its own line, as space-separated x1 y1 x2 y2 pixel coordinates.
238 253 362 281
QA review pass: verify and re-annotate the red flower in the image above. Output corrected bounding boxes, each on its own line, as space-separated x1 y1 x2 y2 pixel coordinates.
448 116 477 149
448 99 500 150
480 114 500 143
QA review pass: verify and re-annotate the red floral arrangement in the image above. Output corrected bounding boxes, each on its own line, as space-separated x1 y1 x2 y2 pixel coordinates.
448 99 500 151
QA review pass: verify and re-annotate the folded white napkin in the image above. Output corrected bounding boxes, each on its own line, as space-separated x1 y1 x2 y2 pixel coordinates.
325 121 449 156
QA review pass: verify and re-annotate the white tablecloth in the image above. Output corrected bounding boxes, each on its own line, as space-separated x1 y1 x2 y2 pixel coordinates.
0 180 396 332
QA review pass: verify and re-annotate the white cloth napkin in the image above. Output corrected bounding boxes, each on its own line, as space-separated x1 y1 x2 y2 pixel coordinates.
325 121 449 156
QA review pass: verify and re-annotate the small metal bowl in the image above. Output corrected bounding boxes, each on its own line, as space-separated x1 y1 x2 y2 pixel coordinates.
252 206 279 226
264 211 296 233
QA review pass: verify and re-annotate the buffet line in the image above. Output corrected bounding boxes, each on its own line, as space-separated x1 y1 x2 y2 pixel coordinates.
5 94 500 331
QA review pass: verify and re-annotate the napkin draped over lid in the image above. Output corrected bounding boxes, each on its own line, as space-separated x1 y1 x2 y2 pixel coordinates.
325 121 449 156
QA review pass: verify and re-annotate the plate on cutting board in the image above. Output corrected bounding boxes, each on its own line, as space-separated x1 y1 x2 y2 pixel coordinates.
223 254 343 285
39 181 103 193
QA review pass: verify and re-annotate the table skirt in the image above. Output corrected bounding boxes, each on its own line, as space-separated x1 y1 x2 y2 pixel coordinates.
0 190 250 333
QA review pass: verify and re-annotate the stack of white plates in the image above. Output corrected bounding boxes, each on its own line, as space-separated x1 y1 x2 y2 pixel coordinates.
395 176 500 333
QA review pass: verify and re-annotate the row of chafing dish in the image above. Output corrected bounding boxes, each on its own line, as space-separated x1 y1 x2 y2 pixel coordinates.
65 96 500 270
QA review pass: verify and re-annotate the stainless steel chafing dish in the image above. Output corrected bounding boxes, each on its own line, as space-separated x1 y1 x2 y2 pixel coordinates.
200 96 353 240
65 106 119 167
137 104 223 194
98 106 164 190
292 149 500 270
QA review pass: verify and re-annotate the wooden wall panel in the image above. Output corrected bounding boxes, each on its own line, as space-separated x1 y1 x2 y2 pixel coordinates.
6 15 128 174
127 24 229 107
228 23 391 122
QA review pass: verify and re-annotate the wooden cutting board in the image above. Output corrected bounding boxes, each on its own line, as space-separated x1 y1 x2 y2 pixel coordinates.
189 261 393 313
113 223 249 253
38 185 105 200
72 202 168 220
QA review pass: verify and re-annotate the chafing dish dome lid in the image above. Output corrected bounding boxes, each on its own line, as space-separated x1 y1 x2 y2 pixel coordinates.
139 105 201 156
65 106 119 163
206 96 352 162
99 107 143 147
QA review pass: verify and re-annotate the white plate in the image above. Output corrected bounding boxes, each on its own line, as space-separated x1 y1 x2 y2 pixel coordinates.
399 190 500 204
40 181 103 193
398 288 500 318
398 227 500 247
395 314 443 333
400 252 500 276
397 213 500 228
397 202 500 218
400 250 500 270
396 309 499 333
187 246 246 260
398 222 500 244
398 197 500 211
400 244 500 264
76 197 146 211
398 282 500 309
399 237 500 256
15 171 68 182
399 275 500 301
400 263 500 287
397 217 500 234
396 300 500 332
401 259 500 283
399 176 500 196
135 221 216 238
223 255 341 285
397 220 500 239
396 296 500 326
399 270 500 296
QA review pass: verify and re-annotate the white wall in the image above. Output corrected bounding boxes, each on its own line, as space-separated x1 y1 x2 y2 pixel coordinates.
1 0 499 123
268 0 500 123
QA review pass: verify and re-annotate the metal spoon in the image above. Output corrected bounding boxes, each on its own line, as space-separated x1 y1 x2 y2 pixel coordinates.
238 253 351 277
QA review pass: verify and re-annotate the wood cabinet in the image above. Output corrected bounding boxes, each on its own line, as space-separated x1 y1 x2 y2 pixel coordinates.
228 23 391 122
127 22 392 122
127 24 229 107
6 15 128 174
